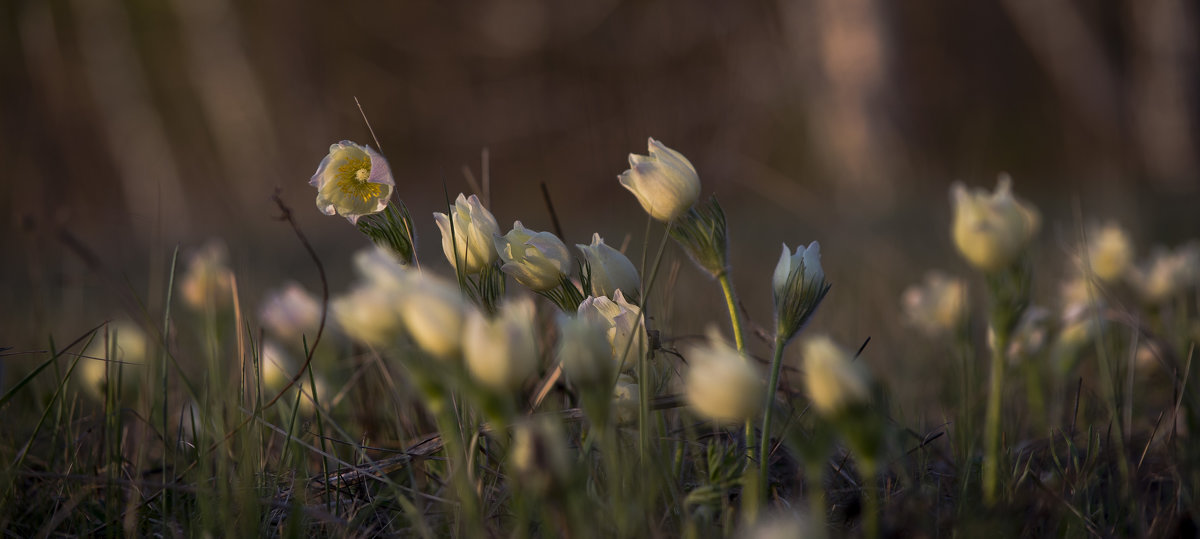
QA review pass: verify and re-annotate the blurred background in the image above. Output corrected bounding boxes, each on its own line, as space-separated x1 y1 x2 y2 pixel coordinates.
2 0 1198 403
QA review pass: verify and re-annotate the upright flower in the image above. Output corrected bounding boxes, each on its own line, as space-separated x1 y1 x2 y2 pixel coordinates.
331 283 404 348
1084 222 1133 283
801 336 870 417
180 240 234 311
396 273 471 361
310 140 394 224
618 137 701 222
259 340 293 391
950 175 1041 272
684 328 761 423
1128 242 1200 304
577 290 646 372
79 320 148 401
259 282 322 341
495 221 572 291
556 313 615 386
773 241 832 343
901 271 968 337
577 233 640 301
434 193 501 274
463 297 539 391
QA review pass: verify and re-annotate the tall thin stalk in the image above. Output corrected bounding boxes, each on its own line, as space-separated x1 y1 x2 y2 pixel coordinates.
758 334 786 498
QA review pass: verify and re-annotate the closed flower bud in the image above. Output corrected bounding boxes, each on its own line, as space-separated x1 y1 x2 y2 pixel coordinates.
557 313 614 385
180 240 234 311
463 297 539 391
801 336 870 417
1085 223 1133 283
79 321 148 401
259 282 322 341
950 175 1041 272
354 246 411 291
773 241 831 343
259 341 293 391
901 271 968 337
618 137 701 222
1128 242 1200 304
577 290 646 372
310 140 394 224
684 328 761 423
577 233 640 301
332 283 403 348
434 193 501 274
396 273 471 361
495 221 572 291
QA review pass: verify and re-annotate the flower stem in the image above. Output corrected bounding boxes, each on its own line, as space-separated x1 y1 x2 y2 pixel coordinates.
717 273 746 351
982 327 1007 505
758 334 786 500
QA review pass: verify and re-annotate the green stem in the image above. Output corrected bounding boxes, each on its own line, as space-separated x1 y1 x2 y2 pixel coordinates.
758 334 787 501
983 328 1007 505
717 273 745 351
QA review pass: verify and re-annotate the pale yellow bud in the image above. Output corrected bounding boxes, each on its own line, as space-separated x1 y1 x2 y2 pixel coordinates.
433 193 501 274
801 336 870 416
618 138 701 222
259 282 321 341
396 273 470 361
180 240 233 311
684 328 761 423
1128 242 1200 304
331 284 402 348
495 221 572 291
901 271 968 336
1085 223 1133 283
79 321 148 401
557 313 614 385
463 297 539 391
577 233 641 301
950 175 1040 272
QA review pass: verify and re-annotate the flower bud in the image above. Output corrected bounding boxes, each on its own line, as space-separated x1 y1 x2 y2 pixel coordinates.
618 137 701 222
331 283 403 348
1084 223 1133 283
901 271 968 337
495 221 572 291
577 233 640 301
396 273 471 361
309 140 394 224
773 241 831 342
259 341 293 391
180 240 233 311
1128 242 1200 304
684 328 761 423
950 175 1040 272
434 193 501 274
557 313 614 386
259 282 322 341
463 297 539 391
577 290 646 372
801 336 870 417
79 321 148 401
354 246 411 291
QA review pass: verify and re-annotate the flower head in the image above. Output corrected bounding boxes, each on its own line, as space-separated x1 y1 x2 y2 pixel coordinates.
901 271 968 337
950 175 1040 272
396 272 471 361
618 137 701 222
556 313 614 386
773 241 831 342
1084 222 1133 283
79 321 148 401
684 328 761 423
310 140 394 224
495 221 572 291
259 282 322 341
180 240 234 311
259 341 294 391
801 336 870 417
331 283 403 348
1128 242 1200 304
434 193 501 274
463 297 539 391
577 233 640 301
577 290 646 372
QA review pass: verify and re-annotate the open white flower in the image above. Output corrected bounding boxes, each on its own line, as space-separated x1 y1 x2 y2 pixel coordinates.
577 290 646 372
618 138 701 222
495 221 572 292
577 233 640 301
310 140 394 224
463 297 539 391
434 193 501 274
684 328 761 423
259 282 321 341
950 175 1040 272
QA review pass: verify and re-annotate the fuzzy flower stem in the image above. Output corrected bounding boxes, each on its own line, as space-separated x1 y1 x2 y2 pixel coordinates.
758 333 787 500
982 325 1008 505
717 272 745 351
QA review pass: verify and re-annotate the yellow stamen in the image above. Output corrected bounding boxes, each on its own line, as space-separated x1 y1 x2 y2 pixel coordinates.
335 156 379 202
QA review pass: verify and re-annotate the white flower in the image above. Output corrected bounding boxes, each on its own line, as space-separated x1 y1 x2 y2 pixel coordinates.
577 233 640 301
577 290 646 372
1002 306 1050 364
801 336 870 416
259 341 293 391
901 271 968 337
396 273 471 361
618 137 701 222
310 140 394 224
495 221 572 291
79 321 148 401
1084 223 1133 283
557 313 614 385
463 297 539 391
1128 242 1200 304
950 175 1041 272
354 246 411 291
331 283 403 348
773 241 831 342
180 240 233 311
684 328 761 423
434 193 502 274
259 282 322 341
